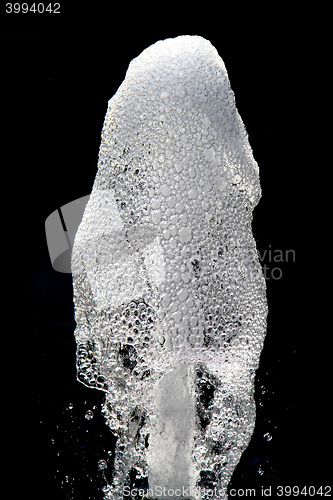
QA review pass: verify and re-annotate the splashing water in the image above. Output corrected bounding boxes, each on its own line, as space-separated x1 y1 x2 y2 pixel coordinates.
72 35 267 499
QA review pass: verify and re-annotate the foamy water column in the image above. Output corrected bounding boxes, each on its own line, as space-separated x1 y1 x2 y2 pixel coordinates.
72 35 268 499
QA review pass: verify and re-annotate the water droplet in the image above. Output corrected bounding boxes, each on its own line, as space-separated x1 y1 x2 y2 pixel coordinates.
85 410 94 421
68 403 74 410
98 459 108 470
263 432 272 441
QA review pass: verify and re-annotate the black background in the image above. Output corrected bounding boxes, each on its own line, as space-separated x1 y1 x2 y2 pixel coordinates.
3 5 320 500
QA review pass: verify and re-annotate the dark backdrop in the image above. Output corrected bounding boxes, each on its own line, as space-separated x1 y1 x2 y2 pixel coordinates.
3 6 318 500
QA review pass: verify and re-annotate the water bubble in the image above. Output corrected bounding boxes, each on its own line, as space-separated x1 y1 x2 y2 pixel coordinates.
177 288 188 302
173 311 183 323
169 302 178 313
204 147 215 161
175 86 186 98
181 272 191 283
151 210 162 224
179 226 192 243
85 410 94 421
151 198 161 209
202 199 209 211
233 174 242 184
175 202 184 214
168 197 176 208
161 185 171 197
161 294 171 307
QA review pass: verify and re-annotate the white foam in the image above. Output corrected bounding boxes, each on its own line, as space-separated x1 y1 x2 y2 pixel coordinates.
72 35 267 499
